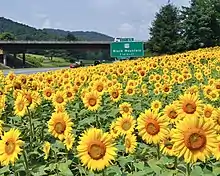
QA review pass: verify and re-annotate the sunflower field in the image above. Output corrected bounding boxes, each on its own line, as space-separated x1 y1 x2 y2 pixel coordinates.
0 46 219 176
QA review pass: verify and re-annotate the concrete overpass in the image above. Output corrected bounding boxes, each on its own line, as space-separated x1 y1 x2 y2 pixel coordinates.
0 40 147 66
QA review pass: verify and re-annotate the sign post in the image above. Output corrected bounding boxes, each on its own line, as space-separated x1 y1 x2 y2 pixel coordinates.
110 42 144 58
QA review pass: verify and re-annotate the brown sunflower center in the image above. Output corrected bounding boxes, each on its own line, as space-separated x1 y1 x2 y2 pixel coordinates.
26 94 32 104
164 140 173 149
97 85 103 92
145 119 160 135
154 103 159 109
21 78 26 84
122 121 132 131
125 138 131 148
168 110 178 119
211 93 217 98
112 91 119 99
164 87 169 92
183 102 196 114
123 106 130 113
14 82 21 90
140 71 145 76
56 96 64 104
67 92 73 98
0 91 3 95
17 102 24 111
204 110 212 118
46 91 52 97
217 116 220 125
5 140 15 155
54 122 66 134
127 88 133 94
88 141 106 160
216 85 220 89
184 129 206 150
88 98 97 106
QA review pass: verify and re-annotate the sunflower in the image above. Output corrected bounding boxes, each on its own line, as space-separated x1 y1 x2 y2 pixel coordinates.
176 93 203 119
0 120 3 137
0 95 6 114
14 94 29 117
124 134 137 154
119 102 133 115
93 80 106 95
202 104 216 120
160 131 176 157
109 86 122 102
171 116 217 163
137 109 169 144
48 112 73 141
83 91 102 111
151 100 162 112
63 133 75 151
124 86 135 96
52 90 67 108
77 128 117 171
42 141 51 160
115 115 136 136
163 103 181 124
212 137 220 160
43 87 54 100
0 128 24 166
213 109 220 133
109 121 120 139
20 90 42 110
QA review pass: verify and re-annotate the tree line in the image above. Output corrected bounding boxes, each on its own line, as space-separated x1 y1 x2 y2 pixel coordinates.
146 0 220 55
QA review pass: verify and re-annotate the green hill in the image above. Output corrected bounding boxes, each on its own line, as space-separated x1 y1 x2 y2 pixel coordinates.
0 17 114 41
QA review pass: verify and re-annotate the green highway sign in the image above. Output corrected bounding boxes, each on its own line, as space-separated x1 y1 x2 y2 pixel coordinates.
119 38 134 42
110 42 144 57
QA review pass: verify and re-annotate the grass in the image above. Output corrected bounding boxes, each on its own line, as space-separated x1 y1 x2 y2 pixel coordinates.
22 54 71 68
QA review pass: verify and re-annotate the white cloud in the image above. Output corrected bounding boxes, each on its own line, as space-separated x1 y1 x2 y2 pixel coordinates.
118 23 136 34
42 18 51 28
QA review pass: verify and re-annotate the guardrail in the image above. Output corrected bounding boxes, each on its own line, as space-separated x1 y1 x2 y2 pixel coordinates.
0 40 147 44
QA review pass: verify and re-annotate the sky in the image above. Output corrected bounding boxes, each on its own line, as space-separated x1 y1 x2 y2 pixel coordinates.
0 0 190 40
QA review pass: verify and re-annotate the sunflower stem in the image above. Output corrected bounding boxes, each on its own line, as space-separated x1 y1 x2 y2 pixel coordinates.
23 150 30 176
186 163 191 176
156 144 160 160
54 151 59 175
27 108 34 150
174 157 178 169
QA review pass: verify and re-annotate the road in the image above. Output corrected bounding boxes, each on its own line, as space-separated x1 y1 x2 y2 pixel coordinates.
2 67 69 75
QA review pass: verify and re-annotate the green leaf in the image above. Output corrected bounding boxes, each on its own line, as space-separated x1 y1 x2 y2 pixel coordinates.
147 158 162 175
58 163 73 176
0 166 9 174
106 165 122 175
190 166 203 176
133 162 145 170
213 166 220 176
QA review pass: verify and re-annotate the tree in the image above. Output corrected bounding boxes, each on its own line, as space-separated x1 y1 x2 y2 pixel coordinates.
66 33 77 41
181 0 220 50
147 3 183 55
0 32 16 40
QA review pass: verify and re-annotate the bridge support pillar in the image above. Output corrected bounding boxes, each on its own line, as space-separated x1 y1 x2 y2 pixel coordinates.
22 53 25 67
3 54 7 66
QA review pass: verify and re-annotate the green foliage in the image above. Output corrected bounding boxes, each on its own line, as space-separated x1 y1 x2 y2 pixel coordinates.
147 3 183 55
181 0 220 50
147 0 220 55
0 32 16 40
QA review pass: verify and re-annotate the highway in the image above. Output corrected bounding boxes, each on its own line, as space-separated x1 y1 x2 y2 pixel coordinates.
2 67 69 75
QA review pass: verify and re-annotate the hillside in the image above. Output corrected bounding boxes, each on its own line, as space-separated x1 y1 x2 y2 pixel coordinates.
43 29 114 41
0 17 114 41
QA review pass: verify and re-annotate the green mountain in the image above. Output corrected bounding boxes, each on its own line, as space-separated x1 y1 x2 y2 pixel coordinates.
0 17 114 41
43 29 114 41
